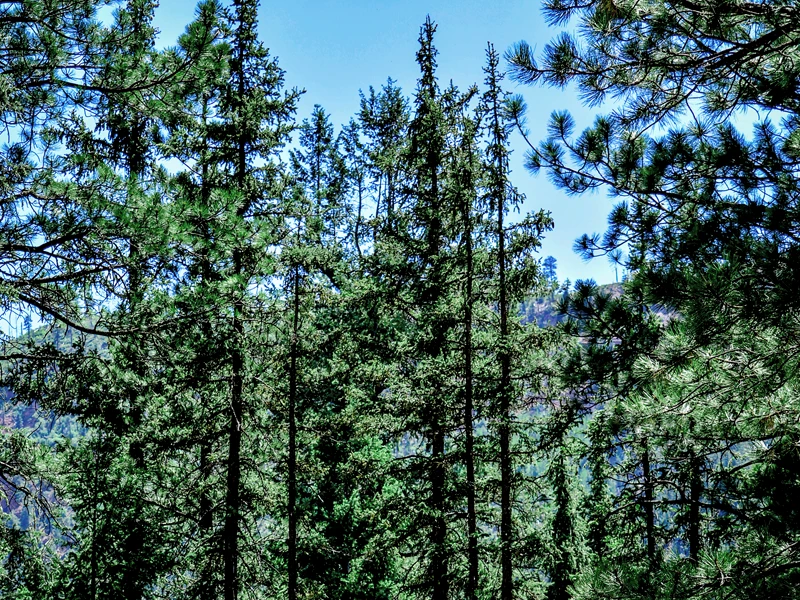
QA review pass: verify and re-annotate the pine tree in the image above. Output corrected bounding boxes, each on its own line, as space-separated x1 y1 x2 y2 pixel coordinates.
482 43 515 599
482 42 555 599
357 78 409 240
210 2 298 596
452 88 482 600
147 4 233 595
287 104 394 599
409 20 451 599
545 439 582 600
114 0 299 595
508 1 800 595
0 0 200 595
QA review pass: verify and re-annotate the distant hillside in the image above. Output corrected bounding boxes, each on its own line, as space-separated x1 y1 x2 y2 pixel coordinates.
14 320 109 355
521 282 624 327
2 320 104 436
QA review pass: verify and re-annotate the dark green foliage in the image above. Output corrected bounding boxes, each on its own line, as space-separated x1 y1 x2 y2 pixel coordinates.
545 442 582 600
54 432 175 600
14 0 799 598
509 0 800 598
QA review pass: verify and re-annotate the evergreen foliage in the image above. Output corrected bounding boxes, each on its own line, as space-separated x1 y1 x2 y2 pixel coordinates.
508 0 800 597
1 0 794 598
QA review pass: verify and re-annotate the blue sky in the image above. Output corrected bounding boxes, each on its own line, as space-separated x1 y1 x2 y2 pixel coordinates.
153 0 619 285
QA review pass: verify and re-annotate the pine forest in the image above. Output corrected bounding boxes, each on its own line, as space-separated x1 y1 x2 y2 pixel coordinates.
1 0 799 598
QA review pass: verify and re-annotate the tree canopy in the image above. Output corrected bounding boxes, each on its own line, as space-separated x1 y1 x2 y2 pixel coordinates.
2 0 798 599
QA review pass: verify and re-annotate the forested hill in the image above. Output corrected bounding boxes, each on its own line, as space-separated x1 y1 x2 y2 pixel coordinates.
10 322 108 356
3 0 800 598
521 282 622 327
1 321 104 429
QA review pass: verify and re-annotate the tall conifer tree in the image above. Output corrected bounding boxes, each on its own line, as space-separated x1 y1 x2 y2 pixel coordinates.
510 0 800 596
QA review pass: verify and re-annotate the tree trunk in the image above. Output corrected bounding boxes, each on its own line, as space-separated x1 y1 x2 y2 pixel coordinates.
355 176 363 256
642 445 655 566
498 185 513 600
288 266 300 600
689 451 701 566
431 426 448 600
224 40 248 599
223 299 243 600
463 147 478 600
198 97 215 599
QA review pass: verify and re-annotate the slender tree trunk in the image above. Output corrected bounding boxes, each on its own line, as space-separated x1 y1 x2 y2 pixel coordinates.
498 183 513 600
427 290 448 599
642 444 655 566
224 296 244 600
288 266 300 600
123 126 146 600
689 451 701 566
431 425 448 600
426 145 448 600
463 150 478 600
198 97 215 600
464 279 478 599
224 41 248 600
91 447 98 600
354 176 363 256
